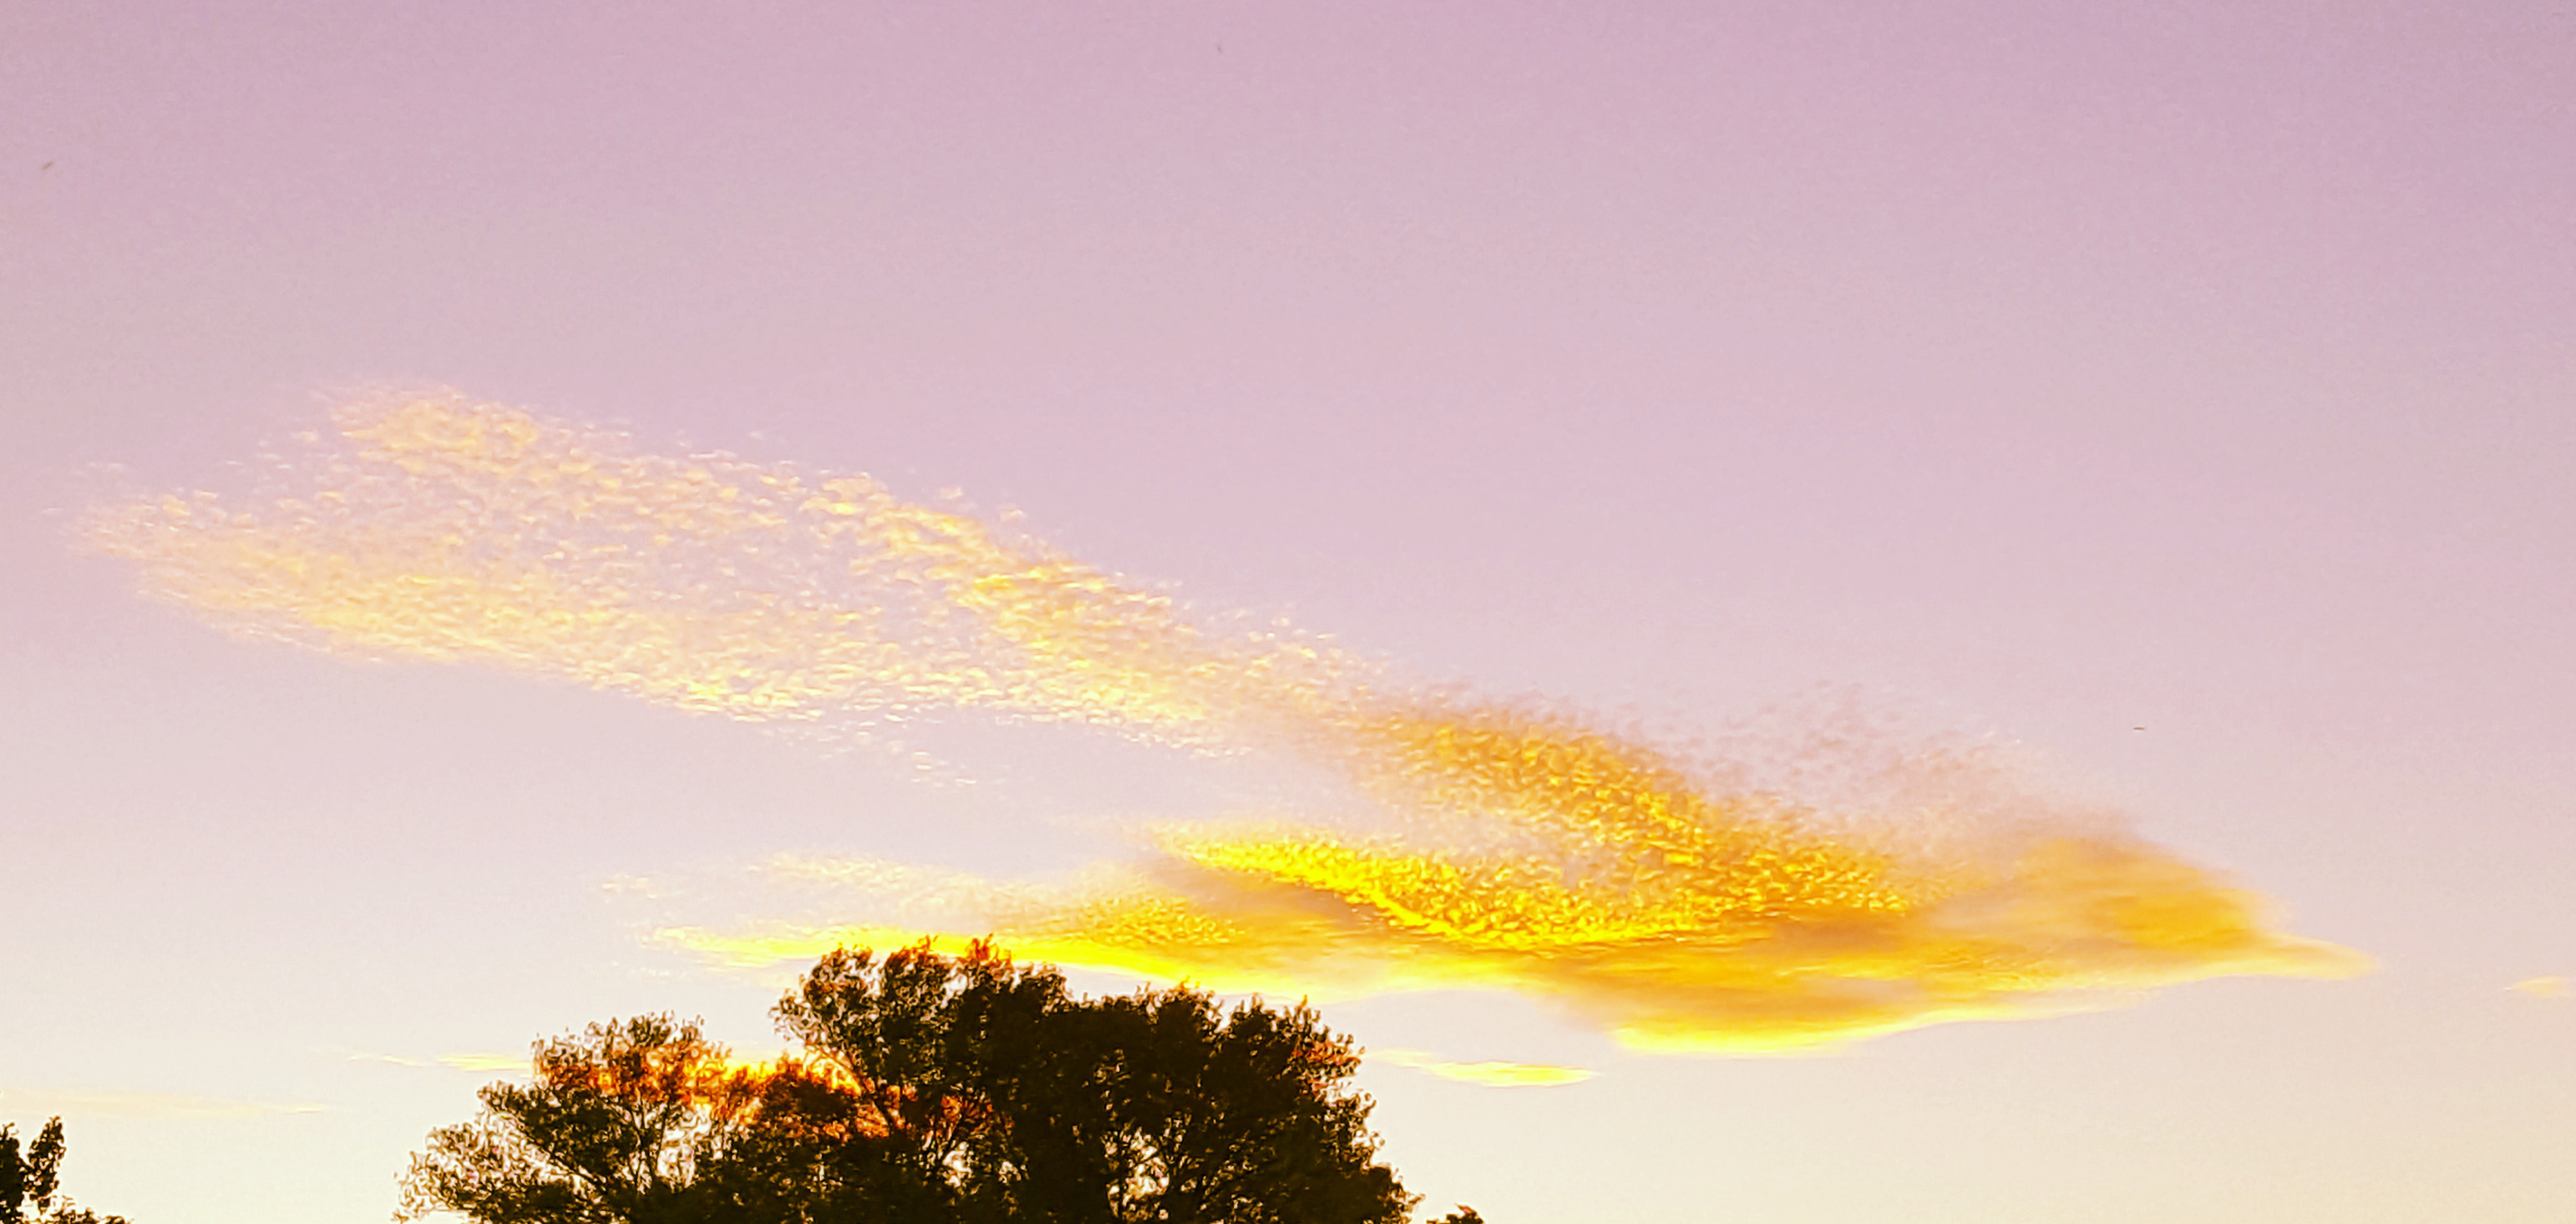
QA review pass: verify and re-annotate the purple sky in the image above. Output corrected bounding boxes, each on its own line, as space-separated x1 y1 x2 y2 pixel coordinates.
3 4 2572 1221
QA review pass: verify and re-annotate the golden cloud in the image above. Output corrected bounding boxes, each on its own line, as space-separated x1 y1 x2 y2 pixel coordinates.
88 391 2365 1053
1367 1050 1593 1088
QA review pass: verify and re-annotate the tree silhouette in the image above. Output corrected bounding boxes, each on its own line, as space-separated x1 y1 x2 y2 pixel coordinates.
401 942 1451 1223
395 1015 840 1223
0 1118 132 1224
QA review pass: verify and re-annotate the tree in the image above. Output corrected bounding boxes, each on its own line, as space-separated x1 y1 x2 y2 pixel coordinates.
0 1118 131 1224
1032 981 1411 1223
402 942 1439 1223
770 942 1416 1223
395 1015 841 1223
763 939 1066 1222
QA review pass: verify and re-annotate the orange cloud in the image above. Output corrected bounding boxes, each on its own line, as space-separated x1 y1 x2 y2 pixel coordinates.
89 391 2364 1053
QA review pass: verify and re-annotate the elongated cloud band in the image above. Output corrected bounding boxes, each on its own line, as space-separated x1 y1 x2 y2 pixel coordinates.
0 1089 326 1120
1367 1050 1592 1088
86 391 2362 1051
351 1052 535 1073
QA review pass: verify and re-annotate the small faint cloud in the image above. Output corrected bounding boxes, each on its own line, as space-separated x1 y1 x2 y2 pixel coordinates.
0 1089 323 1119
1369 1049 1593 1088
347 1051 533 1073
2507 975 2570 999
602 873 666 899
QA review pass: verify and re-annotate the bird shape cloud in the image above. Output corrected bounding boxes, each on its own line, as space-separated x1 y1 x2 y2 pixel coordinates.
85 391 2363 1053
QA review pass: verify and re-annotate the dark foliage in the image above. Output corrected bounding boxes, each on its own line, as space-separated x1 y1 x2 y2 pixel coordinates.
0 1118 131 1224
395 1015 838 1223
402 942 1438 1223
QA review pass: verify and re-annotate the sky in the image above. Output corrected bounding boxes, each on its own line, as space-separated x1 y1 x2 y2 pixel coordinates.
2 3 2572 1221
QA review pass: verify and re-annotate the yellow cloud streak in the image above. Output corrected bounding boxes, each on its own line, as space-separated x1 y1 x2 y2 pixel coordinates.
655 823 2358 1053
1366 1050 1593 1088
90 391 2365 1053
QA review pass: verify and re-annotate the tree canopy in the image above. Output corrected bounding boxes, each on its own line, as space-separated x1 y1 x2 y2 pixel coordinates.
1 1117 132 1224
401 942 1461 1223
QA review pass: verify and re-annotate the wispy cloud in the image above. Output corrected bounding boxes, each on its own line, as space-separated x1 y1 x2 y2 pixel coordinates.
0 1089 324 1120
349 1051 534 1073
2507 976 2569 999
88 391 2365 1052
1368 1049 1592 1087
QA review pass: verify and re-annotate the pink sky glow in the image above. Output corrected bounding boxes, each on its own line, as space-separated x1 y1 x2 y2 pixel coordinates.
3 4 2572 1222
